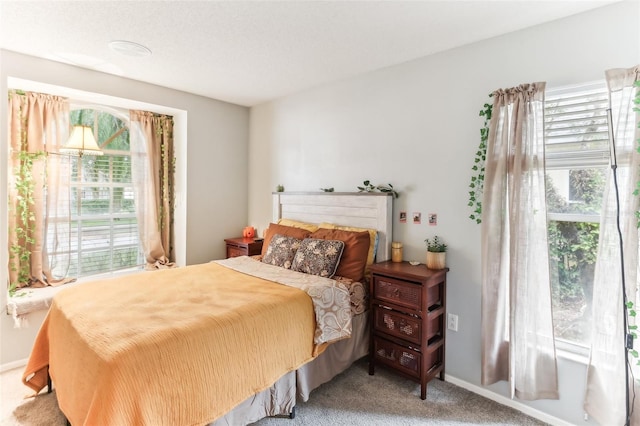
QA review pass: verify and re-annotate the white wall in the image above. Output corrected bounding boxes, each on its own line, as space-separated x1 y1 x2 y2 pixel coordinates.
0 50 250 366
248 2 640 424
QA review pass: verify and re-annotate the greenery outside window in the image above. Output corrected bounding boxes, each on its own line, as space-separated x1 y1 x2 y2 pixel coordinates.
544 82 610 347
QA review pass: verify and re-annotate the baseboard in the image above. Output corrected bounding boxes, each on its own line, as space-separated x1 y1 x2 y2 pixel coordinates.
444 374 574 426
0 358 27 373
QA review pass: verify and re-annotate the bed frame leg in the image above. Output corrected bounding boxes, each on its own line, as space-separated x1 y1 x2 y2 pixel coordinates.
289 406 296 419
47 367 52 394
45 369 69 426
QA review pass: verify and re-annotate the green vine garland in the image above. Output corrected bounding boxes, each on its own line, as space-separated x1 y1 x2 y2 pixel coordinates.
626 80 640 369
468 97 492 224
9 150 46 296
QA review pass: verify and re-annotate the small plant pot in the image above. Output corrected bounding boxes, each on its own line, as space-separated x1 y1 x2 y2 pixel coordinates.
426 252 446 269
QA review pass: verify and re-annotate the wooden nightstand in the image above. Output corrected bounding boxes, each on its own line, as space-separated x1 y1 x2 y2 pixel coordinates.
224 237 264 258
368 260 449 400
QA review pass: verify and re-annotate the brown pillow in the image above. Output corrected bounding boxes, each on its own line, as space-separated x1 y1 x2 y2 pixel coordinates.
261 223 311 256
309 228 370 282
319 222 377 267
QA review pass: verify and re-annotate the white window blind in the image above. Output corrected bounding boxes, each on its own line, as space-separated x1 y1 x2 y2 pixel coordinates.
545 82 610 169
69 150 140 277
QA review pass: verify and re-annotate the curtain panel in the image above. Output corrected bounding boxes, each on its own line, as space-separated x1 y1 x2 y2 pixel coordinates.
129 110 175 269
480 82 559 400
7 91 72 288
584 65 640 425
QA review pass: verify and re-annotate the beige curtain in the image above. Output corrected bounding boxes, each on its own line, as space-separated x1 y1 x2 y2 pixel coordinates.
480 83 559 400
129 110 175 269
8 91 72 288
584 65 640 425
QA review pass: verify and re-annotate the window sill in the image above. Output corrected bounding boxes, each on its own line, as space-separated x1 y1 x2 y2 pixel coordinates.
8 283 77 319
556 339 590 365
7 268 143 324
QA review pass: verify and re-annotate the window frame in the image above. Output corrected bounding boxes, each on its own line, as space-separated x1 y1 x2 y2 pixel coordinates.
4 77 187 320
544 80 610 358
63 105 145 278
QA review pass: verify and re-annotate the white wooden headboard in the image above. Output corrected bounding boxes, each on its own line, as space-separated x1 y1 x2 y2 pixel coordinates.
272 192 393 262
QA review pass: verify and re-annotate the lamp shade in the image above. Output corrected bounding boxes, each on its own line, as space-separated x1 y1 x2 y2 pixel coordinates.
61 125 103 156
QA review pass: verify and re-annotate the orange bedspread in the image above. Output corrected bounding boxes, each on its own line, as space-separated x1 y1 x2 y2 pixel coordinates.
23 262 317 426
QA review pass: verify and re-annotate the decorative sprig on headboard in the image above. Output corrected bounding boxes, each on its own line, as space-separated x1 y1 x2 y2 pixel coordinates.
357 180 399 198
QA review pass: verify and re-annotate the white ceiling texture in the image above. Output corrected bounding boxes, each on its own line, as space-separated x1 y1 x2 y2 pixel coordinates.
0 1 617 107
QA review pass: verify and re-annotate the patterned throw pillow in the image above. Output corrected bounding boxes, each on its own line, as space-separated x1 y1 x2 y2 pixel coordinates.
262 234 302 269
291 238 345 278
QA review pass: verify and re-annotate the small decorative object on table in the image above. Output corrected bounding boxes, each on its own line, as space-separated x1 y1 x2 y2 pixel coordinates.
424 236 447 269
391 242 403 263
276 185 284 192
243 226 255 238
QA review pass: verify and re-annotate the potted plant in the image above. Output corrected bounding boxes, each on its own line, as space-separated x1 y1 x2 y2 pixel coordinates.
424 236 447 269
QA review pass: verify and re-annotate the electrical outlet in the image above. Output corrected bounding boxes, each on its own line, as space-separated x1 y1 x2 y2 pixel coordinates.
447 313 458 331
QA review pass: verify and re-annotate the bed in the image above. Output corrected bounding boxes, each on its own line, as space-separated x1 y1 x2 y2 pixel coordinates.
22 192 392 426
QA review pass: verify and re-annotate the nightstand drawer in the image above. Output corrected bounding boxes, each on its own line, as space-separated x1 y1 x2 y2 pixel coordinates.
426 283 443 310
224 237 264 259
426 310 445 341
372 336 421 379
227 246 246 258
372 275 422 311
373 305 421 345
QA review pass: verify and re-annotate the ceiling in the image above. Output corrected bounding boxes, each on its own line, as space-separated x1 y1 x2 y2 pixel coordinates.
0 1 617 107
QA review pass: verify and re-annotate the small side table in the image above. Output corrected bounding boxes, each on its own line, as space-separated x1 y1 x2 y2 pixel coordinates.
224 237 264 258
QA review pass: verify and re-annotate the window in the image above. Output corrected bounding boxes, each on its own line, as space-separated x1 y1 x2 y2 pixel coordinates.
48 108 144 279
544 82 610 346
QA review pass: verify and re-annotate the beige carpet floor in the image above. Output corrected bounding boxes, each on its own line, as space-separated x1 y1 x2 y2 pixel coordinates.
1 367 66 426
1 358 548 425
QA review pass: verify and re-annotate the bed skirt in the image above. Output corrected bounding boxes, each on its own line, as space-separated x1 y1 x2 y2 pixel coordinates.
210 312 369 425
